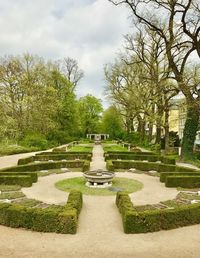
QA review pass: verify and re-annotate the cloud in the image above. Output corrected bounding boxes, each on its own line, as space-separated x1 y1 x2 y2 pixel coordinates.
0 0 131 107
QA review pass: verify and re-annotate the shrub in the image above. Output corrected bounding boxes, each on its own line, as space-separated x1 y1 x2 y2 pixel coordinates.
0 172 37 183
18 153 92 165
110 160 197 173
0 175 32 187
21 133 48 150
82 160 90 172
0 190 83 234
165 176 200 188
116 192 200 233
160 172 200 183
106 160 114 171
105 154 175 165
0 160 87 172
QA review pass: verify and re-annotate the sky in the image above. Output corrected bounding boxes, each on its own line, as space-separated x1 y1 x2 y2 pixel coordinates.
0 0 132 107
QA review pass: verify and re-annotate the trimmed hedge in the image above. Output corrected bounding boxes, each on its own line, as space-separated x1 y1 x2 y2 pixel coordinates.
36 151 92 156
160 172 200 183
0 172 37 183
0 160 87 173
165 176 200 188
0 190 82 234
0 175 32 187
105 154 175 165
82 160 90 172
104 151 155 156
109 160 198 173
106 160 114 171
18 153 92 165
116 192 200 233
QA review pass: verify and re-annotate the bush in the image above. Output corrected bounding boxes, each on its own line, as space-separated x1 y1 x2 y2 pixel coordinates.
82 160 90 172
0 144 38 156
0 172 37 183
0 175 32 187
116 192 200 233
165 176 200 188
110 160 198 173
105 153 175 165
106 160 114 171
0 190 83 234
21 133 48 150
18 153 92 165
0 160 87 172
160 172 200 183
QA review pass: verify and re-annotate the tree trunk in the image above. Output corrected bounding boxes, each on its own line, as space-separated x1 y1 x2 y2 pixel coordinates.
164 107 170 151
148 122 153 142
181 105 199 159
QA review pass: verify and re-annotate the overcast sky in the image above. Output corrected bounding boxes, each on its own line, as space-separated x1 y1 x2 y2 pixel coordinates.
0 0 132 107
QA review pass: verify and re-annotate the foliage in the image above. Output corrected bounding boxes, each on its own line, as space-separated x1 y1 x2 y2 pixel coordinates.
115 191 200 234
101 106 124 138
78 94 103 135
20 133 48 150
0 190 82 234
0 54 84 147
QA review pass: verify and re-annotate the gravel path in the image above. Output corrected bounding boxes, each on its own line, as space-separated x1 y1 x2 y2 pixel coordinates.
1 145 200 257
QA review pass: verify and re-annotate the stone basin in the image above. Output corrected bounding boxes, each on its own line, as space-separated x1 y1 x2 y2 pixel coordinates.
83 170 115 188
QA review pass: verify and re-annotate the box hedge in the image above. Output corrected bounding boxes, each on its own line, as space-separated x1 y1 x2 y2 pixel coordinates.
165 176 200 188
0 190 82 234
160 172 200 183
0 175 32 187
105 154 175 165
104 151 155 156
116 192 200 233
0 160 87 173
18 153 92 165
109 160 197 173
0 172 37 183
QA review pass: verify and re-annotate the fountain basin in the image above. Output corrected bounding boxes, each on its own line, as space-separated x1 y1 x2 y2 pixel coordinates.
83 170 115 188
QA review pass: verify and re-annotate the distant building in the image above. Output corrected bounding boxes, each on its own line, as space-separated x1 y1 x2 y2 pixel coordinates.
86 134 109 141
169 98 199 145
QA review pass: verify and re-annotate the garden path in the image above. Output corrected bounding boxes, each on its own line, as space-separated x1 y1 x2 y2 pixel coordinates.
1 145 200 257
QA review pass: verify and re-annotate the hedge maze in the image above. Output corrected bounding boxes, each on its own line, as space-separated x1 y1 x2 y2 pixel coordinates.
0 147 91 234
106 147 200 233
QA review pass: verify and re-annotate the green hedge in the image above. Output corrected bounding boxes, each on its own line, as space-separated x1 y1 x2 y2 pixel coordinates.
36 151 92 156
0 175 32 187
165 176 200 188
105 154 175 165
106 160 114 171
160 172 200 183
0 160 87 173
116 192 200 233
82 160 90 172
18 153 92 165
0 172 37 183
0 190 82 234
109 160 197 173
104 151 155 156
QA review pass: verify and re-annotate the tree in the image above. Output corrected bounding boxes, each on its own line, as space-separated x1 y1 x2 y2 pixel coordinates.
61 57 84 90
78 94 103 135
109 0 200 158
101 106 124 139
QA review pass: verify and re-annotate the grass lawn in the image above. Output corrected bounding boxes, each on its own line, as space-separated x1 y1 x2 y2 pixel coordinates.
55 176 143 196
68 145 93 152
103 145 128 152
0 144 38 156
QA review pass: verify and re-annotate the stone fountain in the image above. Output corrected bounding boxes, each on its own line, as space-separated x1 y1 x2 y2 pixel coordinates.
83 169 115 188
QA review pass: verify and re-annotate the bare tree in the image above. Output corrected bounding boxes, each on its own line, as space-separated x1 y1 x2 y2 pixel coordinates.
109 0 200 158
62 57 84 89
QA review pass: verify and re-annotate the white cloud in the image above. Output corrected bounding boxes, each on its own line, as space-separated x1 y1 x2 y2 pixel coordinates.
0 0 132 107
